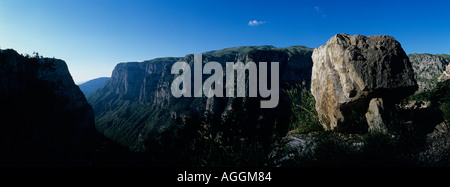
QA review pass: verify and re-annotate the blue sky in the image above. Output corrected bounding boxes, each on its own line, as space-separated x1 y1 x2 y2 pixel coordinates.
1 0 449 83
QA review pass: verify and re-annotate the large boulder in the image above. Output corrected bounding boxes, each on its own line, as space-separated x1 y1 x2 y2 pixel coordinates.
311 34 418 132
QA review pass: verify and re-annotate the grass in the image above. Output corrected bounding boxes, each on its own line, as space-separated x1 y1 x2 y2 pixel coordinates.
432 80 450 123
283 81 323 134
202 45 276 57
437 54 450 63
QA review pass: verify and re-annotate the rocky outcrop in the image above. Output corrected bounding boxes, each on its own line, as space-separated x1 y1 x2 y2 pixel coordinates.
408 54 448 91
0 48 98 165
268 133 364 166
365 98 388 133
311 34 418 132
414 122 450 166
438 63 450 82
268 134 314 166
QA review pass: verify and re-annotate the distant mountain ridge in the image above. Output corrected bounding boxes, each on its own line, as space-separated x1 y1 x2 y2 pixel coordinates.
79 77 109 97
437 54 450 62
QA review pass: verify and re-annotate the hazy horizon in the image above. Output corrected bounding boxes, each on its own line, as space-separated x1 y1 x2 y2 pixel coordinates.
1 0 449 83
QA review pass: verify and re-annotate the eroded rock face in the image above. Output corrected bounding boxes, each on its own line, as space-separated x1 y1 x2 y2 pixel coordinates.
365 98 388 133
311 34 418 131
408 54 448 91
438 64 450 82
0 48 98 165
268 134 314 166
89 46 314 152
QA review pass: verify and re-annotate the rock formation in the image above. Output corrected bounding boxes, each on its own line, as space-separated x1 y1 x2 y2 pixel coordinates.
438 63 450 82
408 54 448 91
365 98 388 133
88 46 314 152
0 48 98 165
311 34 418 132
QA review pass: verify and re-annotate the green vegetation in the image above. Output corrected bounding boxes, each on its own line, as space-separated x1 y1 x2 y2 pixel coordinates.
202 45 275 57
290 121 424 166
407 91 432 102
432 80 450 123
408 53 448 92
145 57 183 63
86 47 449 167
281 79 450 166
202 45 313 58
284 81 323 134
87 46 316 166
406 79 450 124
91 93 283 166
437 54 450 62
305 132 358 166
275 45 313 55
177 113 268 166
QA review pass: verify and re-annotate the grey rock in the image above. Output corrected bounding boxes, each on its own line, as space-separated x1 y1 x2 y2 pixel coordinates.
311 34 418 131
408 54 448 91
268 133 365 166
438 63 450 82
268 134 314 166
365 98 388 133
414 122 450 166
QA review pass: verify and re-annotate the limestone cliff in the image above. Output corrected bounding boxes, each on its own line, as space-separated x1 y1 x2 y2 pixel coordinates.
88 46 314 153
408 53 448 91
0 48 98 166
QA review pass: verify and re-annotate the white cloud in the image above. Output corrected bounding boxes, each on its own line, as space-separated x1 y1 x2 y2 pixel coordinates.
314 6 326 18
315 6 321 12
248 20 265 26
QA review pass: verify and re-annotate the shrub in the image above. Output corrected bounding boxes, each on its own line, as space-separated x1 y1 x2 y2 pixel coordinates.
284 81 323 134
407 90 433 102
432 80 450 123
